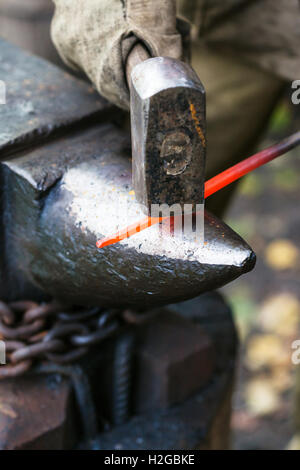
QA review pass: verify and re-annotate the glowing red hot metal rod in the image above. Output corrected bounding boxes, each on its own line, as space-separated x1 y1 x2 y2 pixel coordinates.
204 131 300 198
96 131 300 249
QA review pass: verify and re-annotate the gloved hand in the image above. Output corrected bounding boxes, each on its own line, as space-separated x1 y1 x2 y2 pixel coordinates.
51 0 184 110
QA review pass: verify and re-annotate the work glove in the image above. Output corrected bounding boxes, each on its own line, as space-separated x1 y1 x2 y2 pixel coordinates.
51 0 186 110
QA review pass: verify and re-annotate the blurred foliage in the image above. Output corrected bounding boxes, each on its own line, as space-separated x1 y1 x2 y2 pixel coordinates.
226 214 257 241
223 98 300 449
264 240 299 270
269 101 292 134
272 168 299 192
245 378 280 416
259 293 300 337
239 173 264 197
226 283 258 340
246 334 288 371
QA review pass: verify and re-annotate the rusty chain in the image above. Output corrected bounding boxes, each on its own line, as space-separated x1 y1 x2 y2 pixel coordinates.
0 299 124 378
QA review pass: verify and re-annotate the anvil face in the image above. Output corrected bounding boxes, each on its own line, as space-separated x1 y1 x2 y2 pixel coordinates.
1 125 255 309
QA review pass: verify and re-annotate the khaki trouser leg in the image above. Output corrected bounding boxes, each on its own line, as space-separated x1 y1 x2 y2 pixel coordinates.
191 44 285 217
0 0 61 66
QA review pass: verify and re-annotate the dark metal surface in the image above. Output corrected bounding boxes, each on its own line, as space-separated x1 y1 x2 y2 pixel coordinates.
133 310 214 414
112 330 135 426
35 362 100 445
90 294 237 450
0 293 236 450
131 57 206 213
0 38 113 159
96 375 233 450
0 372 77 450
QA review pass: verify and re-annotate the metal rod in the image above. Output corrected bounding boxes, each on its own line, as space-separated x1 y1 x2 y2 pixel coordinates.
205 130 300 198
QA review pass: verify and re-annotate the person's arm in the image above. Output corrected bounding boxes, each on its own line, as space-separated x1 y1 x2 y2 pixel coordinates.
51 0 183 110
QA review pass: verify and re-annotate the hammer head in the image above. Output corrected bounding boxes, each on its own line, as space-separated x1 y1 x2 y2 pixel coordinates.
130 57 206 215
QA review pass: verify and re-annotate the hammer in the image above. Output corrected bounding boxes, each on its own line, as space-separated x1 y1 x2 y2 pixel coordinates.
126 44 206 215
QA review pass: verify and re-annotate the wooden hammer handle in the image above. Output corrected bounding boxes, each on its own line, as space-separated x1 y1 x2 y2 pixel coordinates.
126 43 150 90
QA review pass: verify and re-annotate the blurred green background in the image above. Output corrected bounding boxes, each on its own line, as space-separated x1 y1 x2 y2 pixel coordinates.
222 97 300 450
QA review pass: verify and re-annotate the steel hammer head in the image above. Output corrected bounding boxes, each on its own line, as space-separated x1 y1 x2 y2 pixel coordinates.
130 57 206 215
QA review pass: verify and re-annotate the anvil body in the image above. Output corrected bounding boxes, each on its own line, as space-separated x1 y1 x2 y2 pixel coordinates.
0 39 255 309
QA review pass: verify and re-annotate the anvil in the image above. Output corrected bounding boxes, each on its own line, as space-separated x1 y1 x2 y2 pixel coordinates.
0 39 255 309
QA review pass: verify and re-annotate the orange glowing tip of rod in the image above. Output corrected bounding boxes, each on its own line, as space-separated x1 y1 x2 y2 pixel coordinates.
96 131 300 249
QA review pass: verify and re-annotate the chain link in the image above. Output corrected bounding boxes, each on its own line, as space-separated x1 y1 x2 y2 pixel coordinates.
0 299 123 378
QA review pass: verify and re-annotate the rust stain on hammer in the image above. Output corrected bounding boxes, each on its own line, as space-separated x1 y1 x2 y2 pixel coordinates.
189 102 206 148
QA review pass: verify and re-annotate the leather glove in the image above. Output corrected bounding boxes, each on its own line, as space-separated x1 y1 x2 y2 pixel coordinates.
51 0 184 110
